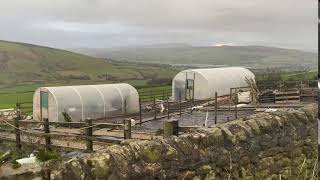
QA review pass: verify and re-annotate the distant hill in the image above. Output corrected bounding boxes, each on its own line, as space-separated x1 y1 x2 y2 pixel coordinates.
0 40 177 85
72 45 317 69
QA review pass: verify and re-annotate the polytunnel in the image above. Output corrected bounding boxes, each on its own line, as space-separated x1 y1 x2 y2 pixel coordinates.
172 67 255 101
33 83 139 122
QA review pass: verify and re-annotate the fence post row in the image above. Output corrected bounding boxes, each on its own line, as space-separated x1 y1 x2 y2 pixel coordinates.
43 118 51 151
14 115 22 153
163 119 179 138
124 119 132 139
85 118 93 152
214 92 218 124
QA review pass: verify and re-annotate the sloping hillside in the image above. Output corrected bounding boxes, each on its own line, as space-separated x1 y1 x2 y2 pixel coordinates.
0 40 177 85
73 45 317 69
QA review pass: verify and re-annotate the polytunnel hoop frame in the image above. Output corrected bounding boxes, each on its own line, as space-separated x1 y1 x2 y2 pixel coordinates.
112 85 125 113
91 86 106 117
69 87 85 121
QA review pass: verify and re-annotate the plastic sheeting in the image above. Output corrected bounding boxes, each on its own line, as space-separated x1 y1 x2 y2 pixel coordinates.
172 67 255 101
33 83 139 122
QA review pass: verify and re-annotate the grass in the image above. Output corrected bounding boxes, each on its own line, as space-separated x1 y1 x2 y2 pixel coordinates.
0 84 40 109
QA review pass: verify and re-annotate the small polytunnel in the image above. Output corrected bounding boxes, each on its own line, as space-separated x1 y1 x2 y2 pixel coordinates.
172 67 255 101
33 83 139 122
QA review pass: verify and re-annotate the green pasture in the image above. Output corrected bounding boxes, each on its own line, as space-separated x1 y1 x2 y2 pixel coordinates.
0 81 172 109
0 70 315 110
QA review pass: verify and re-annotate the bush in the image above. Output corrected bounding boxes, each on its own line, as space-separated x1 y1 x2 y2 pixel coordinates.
62 111 72 122
36 149 61 162
11 160 21 169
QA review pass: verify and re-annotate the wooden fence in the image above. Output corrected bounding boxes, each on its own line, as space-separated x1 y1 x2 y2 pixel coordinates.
0 117 132 153
0 117 204 154
138 87 172 102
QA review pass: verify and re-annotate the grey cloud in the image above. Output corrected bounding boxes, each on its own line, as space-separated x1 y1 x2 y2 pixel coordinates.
0 0 317 50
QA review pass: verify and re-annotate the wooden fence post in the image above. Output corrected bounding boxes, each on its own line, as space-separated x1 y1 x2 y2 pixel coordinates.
14 115 21 153
179 91 182 117
214 92 218 124
279 81 282 92
85 118 93 153
16 102 21 120
124 119 132 139
312 87 315 101
43 118 51 151
123 99 127 124
163 119 179 138
234 89 238 119
229 88 232 111
167 92 170 119
153 96 156 120
139 98 142 125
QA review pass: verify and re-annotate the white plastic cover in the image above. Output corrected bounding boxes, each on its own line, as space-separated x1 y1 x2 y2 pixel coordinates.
238 91 252 104
33 83 139 122
172 67 255 101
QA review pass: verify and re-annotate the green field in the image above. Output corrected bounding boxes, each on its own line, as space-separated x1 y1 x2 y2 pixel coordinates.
0 81 172 110
0 84 40 109
255 70 317 82
1 69 315 110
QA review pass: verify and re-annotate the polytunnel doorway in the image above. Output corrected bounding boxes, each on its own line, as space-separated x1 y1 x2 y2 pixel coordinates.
39 91 49 121
185 72 195 101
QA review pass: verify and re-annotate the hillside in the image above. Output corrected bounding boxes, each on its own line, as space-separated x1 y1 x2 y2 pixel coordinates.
73 45 317 69
0 40 177 85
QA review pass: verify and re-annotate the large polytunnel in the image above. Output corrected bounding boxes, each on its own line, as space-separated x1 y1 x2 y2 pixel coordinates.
172 67 255 101
33 83 139 122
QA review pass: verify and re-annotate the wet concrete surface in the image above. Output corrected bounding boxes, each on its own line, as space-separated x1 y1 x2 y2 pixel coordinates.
132 110 254 133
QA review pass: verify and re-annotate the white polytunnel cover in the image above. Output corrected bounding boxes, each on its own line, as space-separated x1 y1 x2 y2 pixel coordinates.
33 83 139 122
172 67 255 101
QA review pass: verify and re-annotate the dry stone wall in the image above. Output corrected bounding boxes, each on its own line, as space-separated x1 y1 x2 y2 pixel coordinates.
51 104 317 180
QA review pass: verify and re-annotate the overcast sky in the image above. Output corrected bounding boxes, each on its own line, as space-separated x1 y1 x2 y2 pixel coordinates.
0 0 317 51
